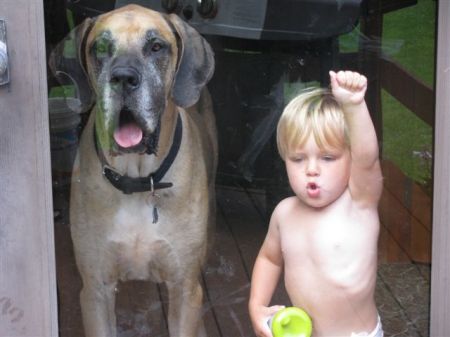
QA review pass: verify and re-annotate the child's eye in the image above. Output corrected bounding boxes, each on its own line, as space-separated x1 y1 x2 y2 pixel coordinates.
289 155 304 163
322 155 335 161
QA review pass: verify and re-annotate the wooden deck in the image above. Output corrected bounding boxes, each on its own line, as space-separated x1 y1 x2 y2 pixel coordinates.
54 181 430 337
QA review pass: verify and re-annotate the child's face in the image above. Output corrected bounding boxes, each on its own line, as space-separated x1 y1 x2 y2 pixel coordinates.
285 134 351 208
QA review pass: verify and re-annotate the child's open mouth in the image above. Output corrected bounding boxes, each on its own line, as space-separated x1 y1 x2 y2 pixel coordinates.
307 182 320 198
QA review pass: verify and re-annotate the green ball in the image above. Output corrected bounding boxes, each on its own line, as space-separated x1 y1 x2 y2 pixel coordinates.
271 307 313 337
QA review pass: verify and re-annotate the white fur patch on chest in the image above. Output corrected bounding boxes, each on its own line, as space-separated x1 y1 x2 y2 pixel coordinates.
107 202 179 282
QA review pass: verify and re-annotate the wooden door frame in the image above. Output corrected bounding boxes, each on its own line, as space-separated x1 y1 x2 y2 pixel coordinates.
0 1 58 336
430 0 450 334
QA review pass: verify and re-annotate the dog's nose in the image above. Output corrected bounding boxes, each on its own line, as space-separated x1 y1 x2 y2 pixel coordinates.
110 67 141 90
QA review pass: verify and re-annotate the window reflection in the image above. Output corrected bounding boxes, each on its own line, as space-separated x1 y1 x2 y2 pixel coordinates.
45 1 435 336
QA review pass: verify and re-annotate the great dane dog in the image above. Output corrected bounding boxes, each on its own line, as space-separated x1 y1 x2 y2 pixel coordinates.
50 4 217 337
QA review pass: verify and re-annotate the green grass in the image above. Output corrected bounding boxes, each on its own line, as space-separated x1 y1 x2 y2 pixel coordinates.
382 90 433 186
338 0 436 188
382 0 436 86
381 0 436 187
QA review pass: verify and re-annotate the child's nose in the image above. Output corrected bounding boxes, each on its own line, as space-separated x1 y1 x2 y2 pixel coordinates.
306 159 319 176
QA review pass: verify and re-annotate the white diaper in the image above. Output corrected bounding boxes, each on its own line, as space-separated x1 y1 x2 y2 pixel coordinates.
350 316 383 337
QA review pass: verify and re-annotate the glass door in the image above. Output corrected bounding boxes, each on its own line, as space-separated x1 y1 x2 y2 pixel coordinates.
42 1 441 336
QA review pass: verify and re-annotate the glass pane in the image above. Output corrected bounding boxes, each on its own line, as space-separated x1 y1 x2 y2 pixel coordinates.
44 0 436 336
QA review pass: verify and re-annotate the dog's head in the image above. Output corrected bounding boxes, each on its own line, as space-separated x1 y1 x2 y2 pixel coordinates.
50 5 214 155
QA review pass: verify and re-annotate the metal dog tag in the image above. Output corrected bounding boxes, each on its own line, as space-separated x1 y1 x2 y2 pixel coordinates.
152 207 159 224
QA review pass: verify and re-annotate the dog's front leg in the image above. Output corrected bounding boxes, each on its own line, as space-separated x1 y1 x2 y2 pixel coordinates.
80 281 118 337
166 279 206 337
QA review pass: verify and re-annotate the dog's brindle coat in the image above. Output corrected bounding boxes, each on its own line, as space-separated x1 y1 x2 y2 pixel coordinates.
52 5 216 337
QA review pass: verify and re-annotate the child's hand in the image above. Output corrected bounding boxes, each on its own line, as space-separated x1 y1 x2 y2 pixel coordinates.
249 304 285 337
329 70 367 106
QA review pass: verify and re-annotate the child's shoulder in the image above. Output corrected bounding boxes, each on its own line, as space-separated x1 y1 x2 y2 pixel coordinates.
273 196 301 217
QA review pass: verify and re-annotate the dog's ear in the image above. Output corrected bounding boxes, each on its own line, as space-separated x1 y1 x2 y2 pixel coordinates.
168 14 215 108
48 18 96 113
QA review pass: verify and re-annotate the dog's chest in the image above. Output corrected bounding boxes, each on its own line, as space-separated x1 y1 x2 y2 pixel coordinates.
107 201 179 282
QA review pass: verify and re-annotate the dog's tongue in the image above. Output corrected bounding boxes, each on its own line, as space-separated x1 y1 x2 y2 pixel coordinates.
114 123 143 148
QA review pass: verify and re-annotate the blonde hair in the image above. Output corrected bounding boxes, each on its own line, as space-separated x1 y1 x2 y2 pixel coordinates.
276 87 348 160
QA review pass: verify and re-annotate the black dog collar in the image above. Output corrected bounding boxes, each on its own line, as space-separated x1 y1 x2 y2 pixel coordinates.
94 114 183 194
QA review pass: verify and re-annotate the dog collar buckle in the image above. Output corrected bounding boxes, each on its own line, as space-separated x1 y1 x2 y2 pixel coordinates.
150 176 160 198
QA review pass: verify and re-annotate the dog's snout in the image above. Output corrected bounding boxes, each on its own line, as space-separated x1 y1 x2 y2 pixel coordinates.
110 66 141 90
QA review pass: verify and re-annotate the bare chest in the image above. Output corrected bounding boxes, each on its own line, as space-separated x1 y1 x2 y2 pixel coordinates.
280 206 379 272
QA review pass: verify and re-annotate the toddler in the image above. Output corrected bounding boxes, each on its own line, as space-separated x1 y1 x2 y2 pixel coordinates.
249 71 383 337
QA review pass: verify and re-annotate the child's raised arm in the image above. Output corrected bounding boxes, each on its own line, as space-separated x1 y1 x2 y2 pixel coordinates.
329 70 383 207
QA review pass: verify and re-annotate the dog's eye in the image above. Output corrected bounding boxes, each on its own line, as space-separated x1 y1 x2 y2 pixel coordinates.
143 35 166 55
151 42 163 52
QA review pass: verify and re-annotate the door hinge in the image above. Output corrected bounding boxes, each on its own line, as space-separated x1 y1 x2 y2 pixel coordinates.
0 19 10 86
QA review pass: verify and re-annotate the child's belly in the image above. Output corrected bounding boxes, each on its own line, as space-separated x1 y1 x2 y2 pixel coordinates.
281 219 379 335
285 266 378 336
